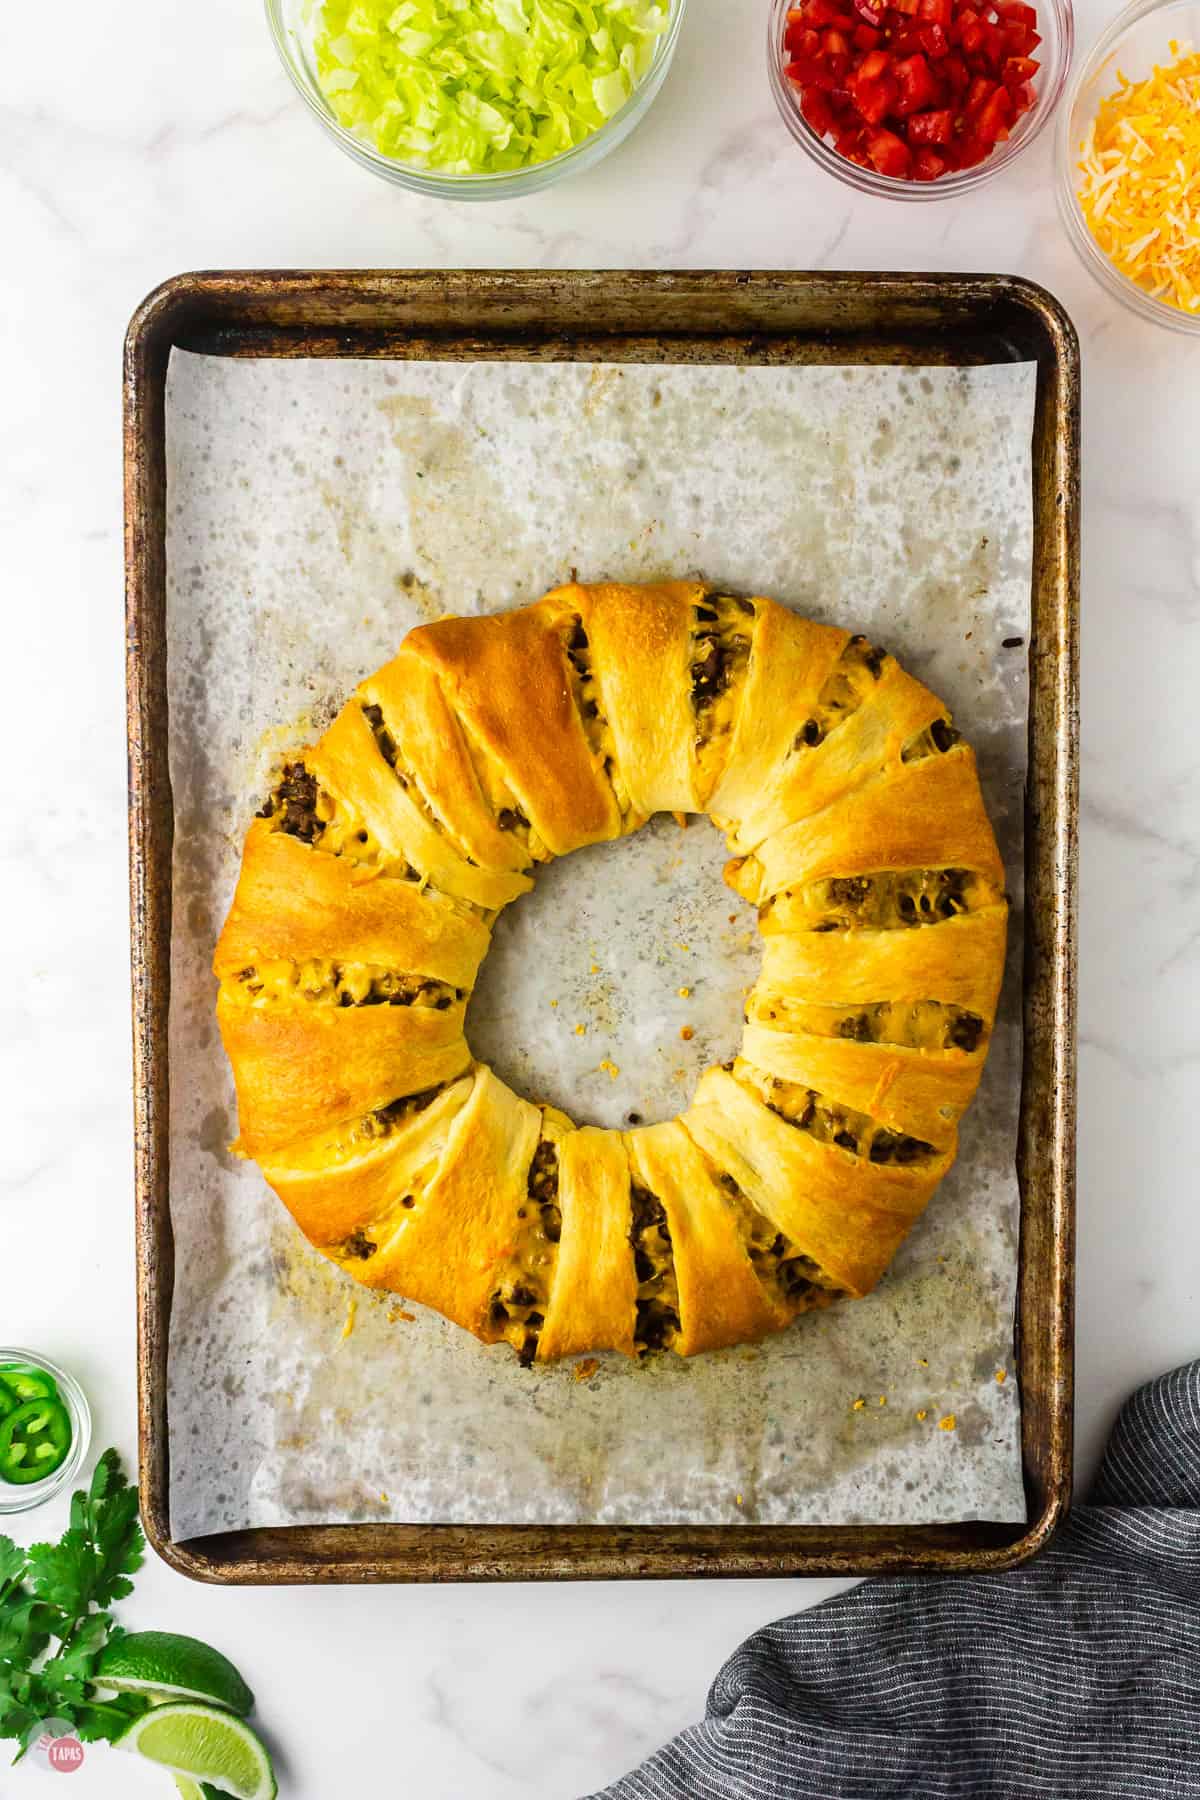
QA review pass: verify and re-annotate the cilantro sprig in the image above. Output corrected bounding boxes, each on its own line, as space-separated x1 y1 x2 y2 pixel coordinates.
0 1449 147 1758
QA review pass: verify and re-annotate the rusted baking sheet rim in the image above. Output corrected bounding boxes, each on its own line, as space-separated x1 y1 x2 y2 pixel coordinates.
125 269 1077 1585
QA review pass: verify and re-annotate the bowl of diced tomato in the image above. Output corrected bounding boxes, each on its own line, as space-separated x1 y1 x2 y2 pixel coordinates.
769 0 1073 192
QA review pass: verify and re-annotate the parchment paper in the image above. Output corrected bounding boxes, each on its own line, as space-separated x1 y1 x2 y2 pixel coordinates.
164 351 1034 1536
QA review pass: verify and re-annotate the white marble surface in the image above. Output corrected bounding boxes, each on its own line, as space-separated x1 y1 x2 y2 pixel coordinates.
2 0 1199 1792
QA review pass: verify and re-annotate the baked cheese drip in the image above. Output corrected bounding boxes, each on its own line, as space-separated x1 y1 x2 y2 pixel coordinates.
215 583 1008 1361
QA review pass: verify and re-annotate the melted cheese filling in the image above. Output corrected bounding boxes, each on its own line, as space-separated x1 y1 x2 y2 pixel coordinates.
747 995 986 1054
230 959 462 1010
760 866 996 933
735 1062 939 1168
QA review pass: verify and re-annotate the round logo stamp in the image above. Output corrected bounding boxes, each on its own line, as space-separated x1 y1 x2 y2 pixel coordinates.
46 1737 84 1773
25 1721 86 1776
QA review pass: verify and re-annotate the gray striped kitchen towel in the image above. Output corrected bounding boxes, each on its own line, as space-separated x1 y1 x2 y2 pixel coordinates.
590 1360 1200 1799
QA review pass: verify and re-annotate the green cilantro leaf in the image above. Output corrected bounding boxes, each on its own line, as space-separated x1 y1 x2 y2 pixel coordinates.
0 1449 144 1755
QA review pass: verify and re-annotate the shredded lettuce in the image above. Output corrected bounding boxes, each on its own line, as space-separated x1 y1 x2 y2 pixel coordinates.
312 0 672 172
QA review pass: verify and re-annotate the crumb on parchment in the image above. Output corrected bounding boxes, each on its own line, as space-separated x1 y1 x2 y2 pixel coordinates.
388 1306 416 1323
599 1058 620 1079
341 1298 357 1340
939 1414 957 1432
916 1410 929 1422
995 1369 1007 1384
573 1358 600 1382
679 1026 694 1041
574 1022 587 1036
852 1397 866 1411
678 986 692 998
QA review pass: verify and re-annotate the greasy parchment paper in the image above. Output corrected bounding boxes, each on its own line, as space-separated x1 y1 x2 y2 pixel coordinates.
164 350 1034 1537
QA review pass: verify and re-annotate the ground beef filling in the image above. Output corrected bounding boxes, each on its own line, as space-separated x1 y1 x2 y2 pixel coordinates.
340 1226 377 1261
234 959 461 1011
690 596 754 758
737 1066 939 1169
749 994 987 1055
629 1183 681 1354
791 633 889 755
488 1139 563 1367
258 762 326 844
562 617 635 819
900 716 961 763
712 1171 843 1313
761 866 990 933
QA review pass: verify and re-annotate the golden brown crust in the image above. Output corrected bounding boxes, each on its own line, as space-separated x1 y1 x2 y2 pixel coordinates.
745 747 1006 904
366 1065 542 1338
539 1127 638 1361
218 991 471 1159
213 820 490 988
260 1077 476 1254
683 1068 946 1298
307 702 532 911
405 604 623 856
626 1121 789 1354
360 645 533 875
544 579 710 818
216 585 1008 1362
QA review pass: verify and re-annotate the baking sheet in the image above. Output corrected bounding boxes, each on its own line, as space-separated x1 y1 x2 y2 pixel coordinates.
164 350 1033 1537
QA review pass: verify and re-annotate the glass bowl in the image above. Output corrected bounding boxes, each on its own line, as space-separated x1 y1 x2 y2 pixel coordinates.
768 0 1074 199
265 0 687 200
1056 0 1200 334
0 1350 91 1515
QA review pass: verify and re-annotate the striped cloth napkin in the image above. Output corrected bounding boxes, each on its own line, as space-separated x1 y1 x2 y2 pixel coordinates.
590 1361 1200 1799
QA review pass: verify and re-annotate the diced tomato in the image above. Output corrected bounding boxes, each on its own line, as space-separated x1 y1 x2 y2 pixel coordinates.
800 84 837 134
865 125 912 173
907 105 955 142
955 131 990 165
1002 53 1039 84
781 0 1039 180
986 22 1008 61
976 82 1014 140
892 51 938 112
963 72 996 114
801 0 855 26
786 53 839 87
1002 20 1040 53
854 46 892 80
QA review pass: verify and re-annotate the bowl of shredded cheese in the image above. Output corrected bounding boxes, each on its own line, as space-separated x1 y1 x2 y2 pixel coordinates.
1058 0 1200 329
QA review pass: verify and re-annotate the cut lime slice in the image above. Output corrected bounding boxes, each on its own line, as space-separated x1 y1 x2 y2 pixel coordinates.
116 1703 275 1800
175 1780 232 1800
97 1631 254 1715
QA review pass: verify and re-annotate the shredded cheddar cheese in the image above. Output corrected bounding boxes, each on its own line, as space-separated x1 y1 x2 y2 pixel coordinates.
1077 42 1200 315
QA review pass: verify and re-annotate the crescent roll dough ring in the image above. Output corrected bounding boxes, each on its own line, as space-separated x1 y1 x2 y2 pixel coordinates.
215 583 1007 1364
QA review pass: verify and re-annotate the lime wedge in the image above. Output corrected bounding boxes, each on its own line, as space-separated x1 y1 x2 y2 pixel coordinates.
175 1780 232 1800
97 1631 254 1715
116 1703 275 1800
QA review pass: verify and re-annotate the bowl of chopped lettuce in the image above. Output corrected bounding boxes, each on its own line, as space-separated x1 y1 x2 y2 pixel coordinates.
266 0 684 198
